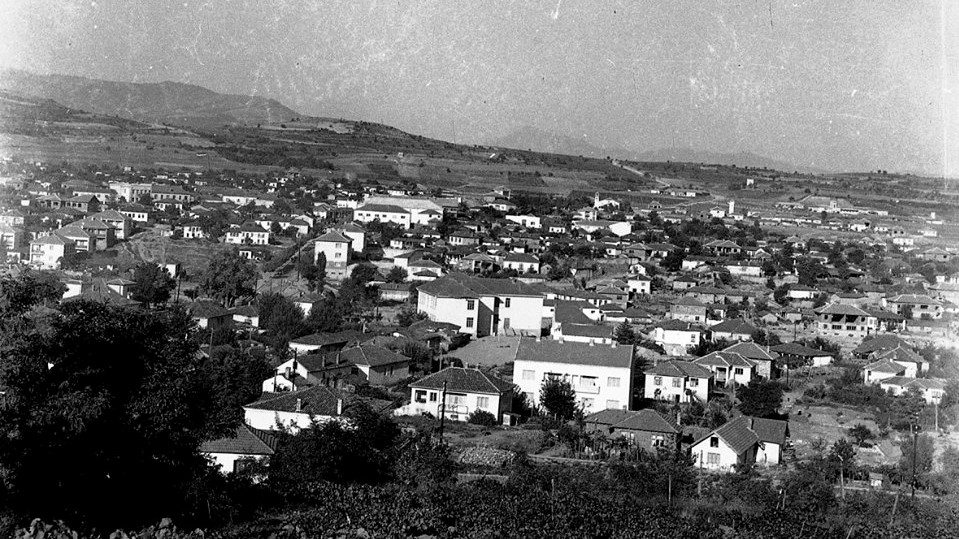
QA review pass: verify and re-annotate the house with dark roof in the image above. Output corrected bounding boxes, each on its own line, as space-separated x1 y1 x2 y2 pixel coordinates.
815 303 878 340
513 337 634 414
651 319 705 357
244 385 390 432
693 351 755 387
416 273 545 337
690 415 789 471
189 300 233 331
644 360 713 403
722 341 778 379
289 330 362 355
771 342 835 369
201 424 276 475
708 319 757 342
585 408 681 450
396 367 514 422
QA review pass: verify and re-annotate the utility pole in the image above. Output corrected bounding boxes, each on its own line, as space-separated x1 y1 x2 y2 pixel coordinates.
437 381 448 444
911 419 919 499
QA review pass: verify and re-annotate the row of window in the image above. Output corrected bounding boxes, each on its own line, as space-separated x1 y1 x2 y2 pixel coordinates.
522 371 621 388
653 376 700 387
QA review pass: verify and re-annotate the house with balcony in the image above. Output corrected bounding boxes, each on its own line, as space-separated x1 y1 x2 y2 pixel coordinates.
643 360 712 403
883 294 943 320
395 367 514 423
693 351 755 387
815 303 878 340
314 231 353 281
29 234 76 269
513 337 634 414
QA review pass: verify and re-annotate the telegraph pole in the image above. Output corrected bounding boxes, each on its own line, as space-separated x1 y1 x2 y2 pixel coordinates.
437 381 448 444
911 419 919 499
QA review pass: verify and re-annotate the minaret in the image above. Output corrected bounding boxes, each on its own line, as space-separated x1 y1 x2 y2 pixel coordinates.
728 200 735 216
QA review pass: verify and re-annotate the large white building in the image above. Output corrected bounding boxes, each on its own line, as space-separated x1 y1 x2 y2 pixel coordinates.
314 230 353 280
29 234 76 269
513 338 635 414
353 204 412 229
417 274 545 337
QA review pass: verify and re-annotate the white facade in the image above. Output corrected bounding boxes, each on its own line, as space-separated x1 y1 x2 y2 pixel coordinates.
514 358 632 415
627 276 652 296
691 435 747 472
396 388 505 422
644 372 710 403
505 214 542 229
354 206 412 228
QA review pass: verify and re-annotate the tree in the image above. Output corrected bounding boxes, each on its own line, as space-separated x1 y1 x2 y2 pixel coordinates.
129 262 176 307
396 305 427 327
847 423 874 447
200 248 260 307
0 301 238 528
736 379 783 418
613 321 637 345
256 292 308 352
386 266 408 283
540 377 578 420
899 433 935 489
468 409 497 427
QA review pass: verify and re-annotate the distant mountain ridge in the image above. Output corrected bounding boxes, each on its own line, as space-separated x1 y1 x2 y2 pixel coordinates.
492 125 809 172
0 69 302 129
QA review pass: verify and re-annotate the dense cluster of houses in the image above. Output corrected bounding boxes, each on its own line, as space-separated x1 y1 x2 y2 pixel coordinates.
1 162 956 476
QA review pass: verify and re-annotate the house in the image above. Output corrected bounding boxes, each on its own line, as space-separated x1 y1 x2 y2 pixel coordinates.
232 304 260 327
513 338 634 414
379 282 412 302
721 341 778 379
91 210 132 240
417 274 545 337
705 239 741 256
669 297 708 323
584 408 681 450
815 303 878 339
70 217 117 250
651 319 704 356
180 222 208 240
354 203 412 228
709 319 757 342
627 274 652 296
339 344 410 385
225 222 270 246
341 223 367 253
244 385 378 432
503 252 540 274
771 342 835 369
883 294 943 320
189 300 233 331
879 377 947 404
29 234 76 269
505 214 542 229
200 424 276 475
395 367 514 423
693 351 755 387
314 231 353 280
691 416 789 471
862 359 908 384
288 331 358 355
643 360 713 403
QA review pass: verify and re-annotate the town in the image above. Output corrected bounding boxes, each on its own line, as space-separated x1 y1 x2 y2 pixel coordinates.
0 143 957 536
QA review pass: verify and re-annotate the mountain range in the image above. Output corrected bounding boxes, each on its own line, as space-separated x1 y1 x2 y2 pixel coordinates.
0 69 804 171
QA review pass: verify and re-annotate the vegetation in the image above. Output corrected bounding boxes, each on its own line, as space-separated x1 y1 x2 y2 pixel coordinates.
199 248 260 307
539 377 578 420
129 262 176 307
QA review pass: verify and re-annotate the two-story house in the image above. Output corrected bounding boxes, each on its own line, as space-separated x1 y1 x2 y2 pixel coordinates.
643 360 713 403
395 367 514 423
815 303 878 339
314 231 353 280
513 337 634 414
417 274 544 337
693 351 755 387
29 234 76 269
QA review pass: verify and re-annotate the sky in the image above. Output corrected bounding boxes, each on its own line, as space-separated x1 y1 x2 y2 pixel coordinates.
0 0 956 176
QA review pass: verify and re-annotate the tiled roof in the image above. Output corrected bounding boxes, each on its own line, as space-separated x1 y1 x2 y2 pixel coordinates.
770 343 830 357
611 409 680 434
644 360 712 379
750 417 789 446
560 324 613 339
864 358 906 374
200 424 276 455
411 367 514 395
515 338 633 369
291 330 361 347
694 351 753 368
816 303 871 316
316 231 352 243
189 300 230 318
584 408 634 427
706 416 760 455
853 334 911 355
709 319 757 335
722 342 776 361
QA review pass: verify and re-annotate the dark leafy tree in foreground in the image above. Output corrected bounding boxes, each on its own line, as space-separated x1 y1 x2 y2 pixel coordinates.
130 262 176 307
736 379 783 418
199 248 260 307
540 377 579 420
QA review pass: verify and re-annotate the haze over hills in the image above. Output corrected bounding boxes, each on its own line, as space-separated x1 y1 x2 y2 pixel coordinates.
489 125 627 160
0 69 301 130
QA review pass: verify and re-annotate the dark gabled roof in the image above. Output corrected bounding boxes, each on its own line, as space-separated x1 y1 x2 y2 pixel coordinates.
560 323 613 339
709 319 757 335
610 409 680 434
645 360 712 379
200 424 276 455
816 303 871 316
411 367 514 395
655 319 703 332
515 338 633 369
343 344 409 367
584 408 634 427
672 297 706 307
873 347 924 364
554 300 596 325
699 416 759 455
189 300 230 318
244 385 391 415
316 231 352 243
357 203 409 213
750 417 789 446
863 358 906 374
291 330 362 347
417 273 542 299
853 334 911 355
722 341 776 361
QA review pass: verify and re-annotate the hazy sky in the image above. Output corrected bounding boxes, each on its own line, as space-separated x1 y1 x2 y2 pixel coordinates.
1 0 956 176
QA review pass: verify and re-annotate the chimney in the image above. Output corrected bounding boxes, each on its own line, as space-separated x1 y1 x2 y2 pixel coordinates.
337 353 342 365
285 366 292 379
295 398 302 412
336 398 343 416
535 334 542 342
589 339 595 347
676 411 682 427
322 356 327 368
611 340 618 348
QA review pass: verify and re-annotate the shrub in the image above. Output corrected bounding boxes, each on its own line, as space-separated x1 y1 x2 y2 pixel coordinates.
468 409 497 427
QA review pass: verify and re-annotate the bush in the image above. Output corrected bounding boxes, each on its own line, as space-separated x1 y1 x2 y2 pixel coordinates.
468 409 497 427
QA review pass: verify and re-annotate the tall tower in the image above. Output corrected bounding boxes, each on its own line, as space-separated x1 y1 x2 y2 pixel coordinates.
728 200 735 216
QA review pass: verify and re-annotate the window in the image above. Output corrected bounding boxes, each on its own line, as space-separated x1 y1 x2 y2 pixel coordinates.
467 299 476 310
414 390 427 403
505 298 511 308
672 378 681 388
606 400 620 409
607 377 620 387
652 435 665 448
580 376 598 388
503 318 510 329
429 392 438 402
654 376 662 386
710 437 719 448
466 317 474 328
689 378 699 387
734 368 743 375
707 452 720 465
690 334 698 342
448 393 466 406
522 370 535 380
476 396 490 408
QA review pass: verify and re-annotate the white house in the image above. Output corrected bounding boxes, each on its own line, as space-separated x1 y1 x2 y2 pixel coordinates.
693 351 755 387
651 319 704 356
879 377 947 404
225 222 270 245
314 230 353 280
29 234 76 269
395 367 514 423
513 338 634 414
627 275 652 296
691 416 788 471
505 214 542 229
417 274 545 337
200 424 276 475
503 252 540 274
354 203 412 229
643 360 713 403
243 385 353 432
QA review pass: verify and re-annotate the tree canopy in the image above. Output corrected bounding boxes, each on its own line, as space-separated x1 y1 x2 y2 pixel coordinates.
130 262 176 307
199 248 260 307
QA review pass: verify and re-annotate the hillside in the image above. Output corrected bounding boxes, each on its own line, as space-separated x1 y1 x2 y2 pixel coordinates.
633 147 807 173
490 125 628 159
0 69 301 129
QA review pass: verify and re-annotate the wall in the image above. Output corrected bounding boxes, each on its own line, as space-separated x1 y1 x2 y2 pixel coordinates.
514 358 632 414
